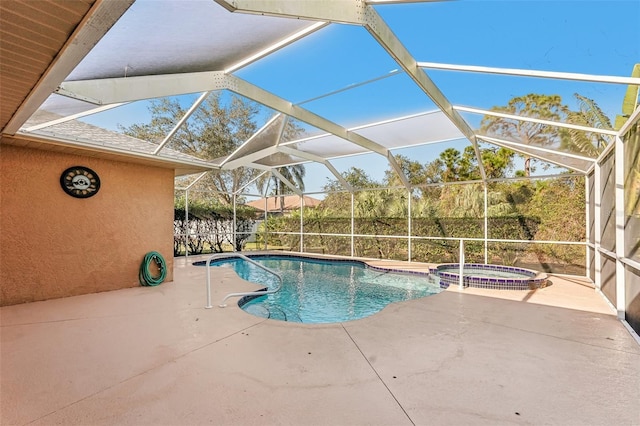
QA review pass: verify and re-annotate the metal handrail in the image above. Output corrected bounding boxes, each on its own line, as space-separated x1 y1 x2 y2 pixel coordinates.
204 253 283 309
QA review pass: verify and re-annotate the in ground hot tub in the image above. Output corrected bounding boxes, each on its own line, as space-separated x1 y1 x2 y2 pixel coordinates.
431 263 549 290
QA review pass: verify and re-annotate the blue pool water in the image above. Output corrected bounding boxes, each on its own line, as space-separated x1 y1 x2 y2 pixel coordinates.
204 255 441 324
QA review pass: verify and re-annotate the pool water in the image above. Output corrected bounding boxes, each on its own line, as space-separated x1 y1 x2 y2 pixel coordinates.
208 256 441 324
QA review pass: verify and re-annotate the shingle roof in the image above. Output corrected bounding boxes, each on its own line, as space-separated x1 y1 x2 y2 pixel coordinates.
19 111 214 175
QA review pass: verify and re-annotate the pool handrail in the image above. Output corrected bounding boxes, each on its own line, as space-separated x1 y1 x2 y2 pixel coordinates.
204 253 283 309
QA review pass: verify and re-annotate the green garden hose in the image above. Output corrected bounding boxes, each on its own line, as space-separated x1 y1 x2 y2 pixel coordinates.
139 251 167 286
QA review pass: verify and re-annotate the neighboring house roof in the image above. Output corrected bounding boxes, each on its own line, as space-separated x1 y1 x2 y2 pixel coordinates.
4 111 214 176
246 195 321 212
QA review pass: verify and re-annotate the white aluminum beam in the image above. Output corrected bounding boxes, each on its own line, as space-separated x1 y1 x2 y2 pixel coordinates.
386 152 412 188
297 68 404 106
154 91 210 155
594 162 602 290
3 0 135 134
614 135 626 319
235 170 269 195
225 21 329 73
418 62 640 86
274 116 289 147
456 105 619 137
367 0 445 3
361 6 484 180
55 69 411 187
478 135 596 163
585 175 592 279
280 110 448 149
215 0 363 24
407 189 412 262
477 136 588 173
225 74 411 188
588 140 617 175
185 171 210 190
57 71 228 104
589 113 637 171
278 145 354 192
226 76 383 153
22 103 127 132
220 113 286 167
250 164 302 196
484 183 489 264
221 146 280 170
483 172 583 183
262 171 273 197
300 196 304 252
70 69 404 165
218 0 484 181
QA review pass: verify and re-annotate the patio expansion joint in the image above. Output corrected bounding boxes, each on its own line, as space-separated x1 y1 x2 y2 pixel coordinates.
23 318 270 425
340 322 416 426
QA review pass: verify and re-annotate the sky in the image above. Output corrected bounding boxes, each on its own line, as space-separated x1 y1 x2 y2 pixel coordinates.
80 0 640 195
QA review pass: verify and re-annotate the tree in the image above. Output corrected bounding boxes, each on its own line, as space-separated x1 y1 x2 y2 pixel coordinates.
121 93 280 204
422 146 481 182
480 94 567 176
256 164 306 213
254 116 307 211
480 145 515 179
321 167 378 213
383 155 427 188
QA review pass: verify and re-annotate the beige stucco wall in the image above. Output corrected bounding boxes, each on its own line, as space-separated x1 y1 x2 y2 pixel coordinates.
0 144 174 305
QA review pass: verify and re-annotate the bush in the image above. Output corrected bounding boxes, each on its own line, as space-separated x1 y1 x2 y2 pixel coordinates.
174 198 257 255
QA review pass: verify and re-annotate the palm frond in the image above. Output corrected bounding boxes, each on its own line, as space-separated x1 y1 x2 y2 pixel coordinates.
573 93 613 130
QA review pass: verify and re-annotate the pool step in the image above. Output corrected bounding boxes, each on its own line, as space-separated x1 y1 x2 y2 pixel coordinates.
243 304 270 319
242 303 303 322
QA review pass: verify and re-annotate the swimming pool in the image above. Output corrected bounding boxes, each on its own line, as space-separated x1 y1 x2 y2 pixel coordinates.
200 255 441 324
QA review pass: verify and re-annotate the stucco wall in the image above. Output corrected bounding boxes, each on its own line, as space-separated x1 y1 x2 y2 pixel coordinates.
1 144 174 305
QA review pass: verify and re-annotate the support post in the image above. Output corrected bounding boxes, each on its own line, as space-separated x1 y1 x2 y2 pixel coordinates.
185 189 189 259
205 260 213 309
233 194 237 251
614 136 626 319
407 189 412 262
594 162 602 289
585 174 591 279
484 183 489 264
459 239 465 290
351 192 355 258
300 195 304 253
264 197 268 250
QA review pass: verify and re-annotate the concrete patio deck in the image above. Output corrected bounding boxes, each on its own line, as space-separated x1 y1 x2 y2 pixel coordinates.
2 254 639 425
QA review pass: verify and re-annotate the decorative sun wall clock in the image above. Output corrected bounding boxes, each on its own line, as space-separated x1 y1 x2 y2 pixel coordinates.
60 166 101 198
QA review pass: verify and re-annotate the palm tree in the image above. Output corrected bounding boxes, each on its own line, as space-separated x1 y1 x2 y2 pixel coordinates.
562 93 613 157
481 94 567 176
256 164 306 213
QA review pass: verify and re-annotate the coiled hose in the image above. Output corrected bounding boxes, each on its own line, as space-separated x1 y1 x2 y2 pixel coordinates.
139 251 167 286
